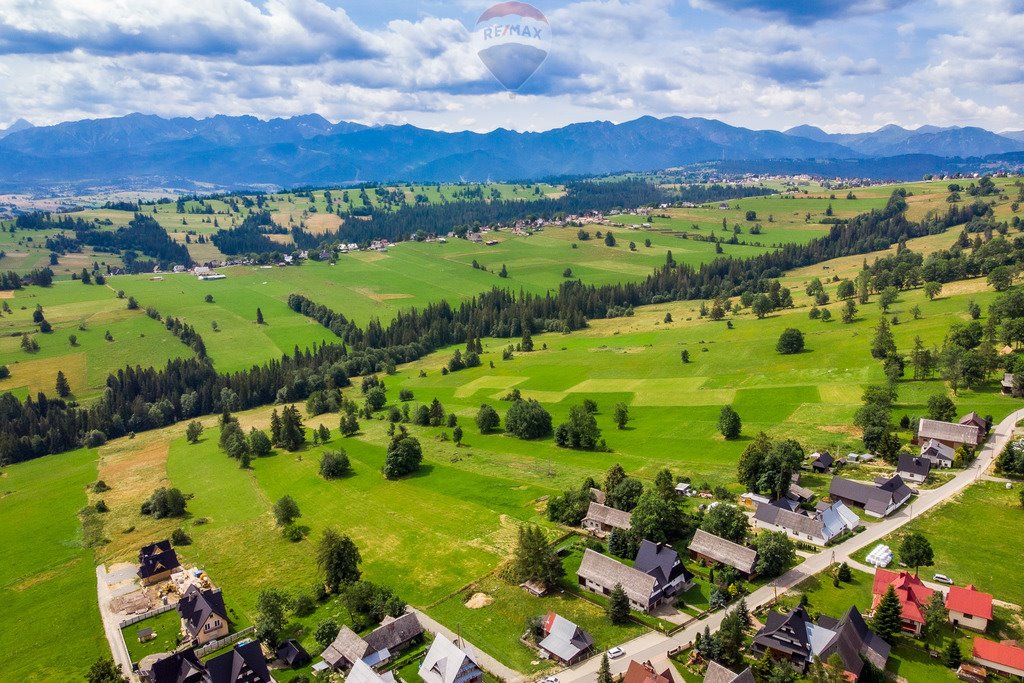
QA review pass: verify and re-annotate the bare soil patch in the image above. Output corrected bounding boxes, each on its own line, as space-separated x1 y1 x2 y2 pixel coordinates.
465 592 494 609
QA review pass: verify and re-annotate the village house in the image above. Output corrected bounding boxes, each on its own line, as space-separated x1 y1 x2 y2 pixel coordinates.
582 501 632 537
916 418 981 450
321 612 424 671
143 641 271 683
959 412 989 437
809 451 835 473
417 634 484 683
871 569 934 636
946 584 994 632
753 500 859 546
972 639 1024 678
576 542 693 613
751 605 889 680
275 639 310 669
634 540 694 603
138 540 180 585
687 529 757 579
703 661 754 683
177 584 229 647
346 659 398 683
828 474 912 518
896 453 931 483
919 439 956 469
538 612 594 665
622 656 681 683
1001 373 1016 396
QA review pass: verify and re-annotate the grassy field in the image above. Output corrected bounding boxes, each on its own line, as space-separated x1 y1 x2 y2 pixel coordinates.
0 447 106 682
851 481 1024 606
122 608 182 664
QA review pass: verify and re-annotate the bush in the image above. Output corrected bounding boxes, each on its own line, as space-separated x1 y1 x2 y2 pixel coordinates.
505 399 552 440
383 436 423 479
776 328 805 354
92 480 111 493
171 528 192 546
292 592 316 617
84 430 107 448
319 450 350 479
140 487 187 518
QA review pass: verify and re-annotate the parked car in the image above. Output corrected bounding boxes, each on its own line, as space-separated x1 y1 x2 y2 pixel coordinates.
933 573 954 585
608 647 625 659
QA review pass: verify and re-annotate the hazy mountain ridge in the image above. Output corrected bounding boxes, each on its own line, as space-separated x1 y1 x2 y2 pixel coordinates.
1 113 1022 192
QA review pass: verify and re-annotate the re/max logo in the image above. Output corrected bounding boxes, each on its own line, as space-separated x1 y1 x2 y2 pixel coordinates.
481 24 543 40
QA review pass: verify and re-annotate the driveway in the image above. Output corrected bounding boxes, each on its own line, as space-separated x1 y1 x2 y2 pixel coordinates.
96 564 137 682
554 408 1024 683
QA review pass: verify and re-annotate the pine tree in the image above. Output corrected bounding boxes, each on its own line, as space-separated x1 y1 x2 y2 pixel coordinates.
607 583 630 624
597 653 613 683
55 370 70 398
872 585 904 644
944 639 962 669
270 409 282 445
256 307 265 324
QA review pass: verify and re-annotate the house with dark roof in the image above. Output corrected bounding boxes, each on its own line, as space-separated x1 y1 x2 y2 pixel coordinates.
871 569 935 636
702 661 754 683
177 584 229 646
751 605 889 680
582 502 632 536
276 639 310 669
972 639 1024 678
828 475 912 518
538 612 594 665
753 500 859 546
577 544 693 613
143 642 271 683
896 453 931 483
916 418 981 449
418 634 484 683
143 649 206 683
687 529 757 579
321 612 423 671
809 451 835 473
138 540 180 585
321 625 370 671
634 540 693 603
919 439 956 468
946 584 994 632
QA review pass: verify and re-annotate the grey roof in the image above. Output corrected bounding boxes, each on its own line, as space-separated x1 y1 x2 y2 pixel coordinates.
897 453 931 477
205 641 272 683
753 606 813 658
276 639 310 668
418 635 483 683
703 661 755 683
917 418 979 445
959 412 986 430
828 475 911 516
817 607 891 676
322 626 370 668
754 504 824 539
365 612 423 653
578 549 657 606
539 613 594 662
177 585 227 639
634 540 691 589
920 439 955 462
687 529 757 574
584 502 632 530
347 660 398 683
787 483 815 502
590 488 607 505
1003 372 1015 388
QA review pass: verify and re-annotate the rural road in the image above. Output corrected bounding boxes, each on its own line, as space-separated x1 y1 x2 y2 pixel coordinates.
554 408 1024 683
96 565 136 682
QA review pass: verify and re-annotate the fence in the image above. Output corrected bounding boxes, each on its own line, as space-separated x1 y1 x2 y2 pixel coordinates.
119 603 175 629
195 627 255 657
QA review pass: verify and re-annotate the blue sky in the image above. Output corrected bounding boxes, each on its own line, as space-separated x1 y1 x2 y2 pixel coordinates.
0 0 1021 133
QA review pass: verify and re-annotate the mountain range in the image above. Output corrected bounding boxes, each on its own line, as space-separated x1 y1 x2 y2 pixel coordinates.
1 113 1023 192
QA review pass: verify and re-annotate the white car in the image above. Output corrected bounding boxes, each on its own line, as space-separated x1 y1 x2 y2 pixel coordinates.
607 647 625 659
933 573 954 585
545 677 559 683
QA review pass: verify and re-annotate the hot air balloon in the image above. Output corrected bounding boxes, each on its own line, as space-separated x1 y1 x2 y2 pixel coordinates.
474 2 551 93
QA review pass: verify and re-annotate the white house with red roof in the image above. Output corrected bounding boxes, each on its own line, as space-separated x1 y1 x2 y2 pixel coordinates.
946 584 994 632
871 569 935 636
973 639 1024 678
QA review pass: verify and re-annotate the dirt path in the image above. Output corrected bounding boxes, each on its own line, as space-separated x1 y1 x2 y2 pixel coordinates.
96 564 137 682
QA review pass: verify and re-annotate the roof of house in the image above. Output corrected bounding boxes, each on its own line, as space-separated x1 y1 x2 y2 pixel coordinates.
702 662 754 683
276 639 310 668
418 635 481 683
753 606 813 658
754 504 825 539
810 451 835 468
322 626 370 668
622 660 673 683
946 584 994 620
1003 372 1015 388
145 649 206 683
959 413 986 430
141 540 173 557
897 453 932 478
205 641 272 683
817 606 891 676
787 483 815 502
872 569 935 624
138 540 180 579
829 475 912 516
177 585 228 639
687 529 757 574
347 659 398 683
918 418 980 445
578 549 657 606
364 612 423 653
584 502 632 530
590 488 607 505
418 634 482 683
539 613 594 662
920 439 956 462
634 540 692 589
973 639 1024 671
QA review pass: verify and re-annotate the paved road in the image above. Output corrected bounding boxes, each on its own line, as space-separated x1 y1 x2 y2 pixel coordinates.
554 409 1024 683
412 608 527 683
96 565 137 682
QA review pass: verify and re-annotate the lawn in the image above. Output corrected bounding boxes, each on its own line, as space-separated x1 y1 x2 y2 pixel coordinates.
122 608 183 664
851 481 1024 606
0 447 106 682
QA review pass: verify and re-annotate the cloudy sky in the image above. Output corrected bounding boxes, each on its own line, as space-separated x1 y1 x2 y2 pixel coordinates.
1 0 1022 133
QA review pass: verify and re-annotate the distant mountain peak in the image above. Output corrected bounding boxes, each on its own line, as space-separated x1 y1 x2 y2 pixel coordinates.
0 118 33 138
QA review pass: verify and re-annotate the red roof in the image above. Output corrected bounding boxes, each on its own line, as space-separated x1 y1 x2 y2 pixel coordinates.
973 639 1024 671
946 584 993 620
622 660 672 683
543 612 556 634
872 569 934 625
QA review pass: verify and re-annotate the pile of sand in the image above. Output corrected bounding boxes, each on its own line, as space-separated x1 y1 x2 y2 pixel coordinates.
464 592 494 609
